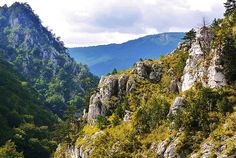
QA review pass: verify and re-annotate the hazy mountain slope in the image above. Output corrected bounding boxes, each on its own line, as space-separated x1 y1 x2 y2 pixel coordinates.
69 32 184 76
0 3 99 116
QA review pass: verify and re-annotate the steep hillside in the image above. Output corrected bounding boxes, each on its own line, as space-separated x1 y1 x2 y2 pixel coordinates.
0 59 58 158
55 5 236 158
0 3 99 116
69 32 184 76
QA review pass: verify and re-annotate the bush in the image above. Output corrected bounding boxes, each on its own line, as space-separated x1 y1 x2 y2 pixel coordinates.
0 140 23 158
172 88 232 134
96 115 108 129
133 96 169 134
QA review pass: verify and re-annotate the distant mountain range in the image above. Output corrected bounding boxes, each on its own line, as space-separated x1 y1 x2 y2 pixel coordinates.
68 32 185 76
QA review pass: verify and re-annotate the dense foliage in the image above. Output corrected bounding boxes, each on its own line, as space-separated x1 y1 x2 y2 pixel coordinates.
0 2 98 158
0 59 58 157
172 87 232 133
0 141 23 158
210 7 236 84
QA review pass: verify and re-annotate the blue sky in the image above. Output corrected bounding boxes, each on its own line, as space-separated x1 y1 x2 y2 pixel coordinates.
0 0 225 47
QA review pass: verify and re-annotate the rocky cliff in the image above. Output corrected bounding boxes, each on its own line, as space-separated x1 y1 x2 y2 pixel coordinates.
87 60 163 124
55 6 236 158
181 27 226 92
86 26 228 124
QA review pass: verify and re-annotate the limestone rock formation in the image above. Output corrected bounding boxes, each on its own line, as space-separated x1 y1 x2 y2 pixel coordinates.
126 76 136 92
169 79 180 93
134 60 162 82
87 60 164 124
118 74 129 96
151 132 184 158
123 110 131 122
87 74 139 124
181 27 226 92
168 97 185 116
87 75 118 124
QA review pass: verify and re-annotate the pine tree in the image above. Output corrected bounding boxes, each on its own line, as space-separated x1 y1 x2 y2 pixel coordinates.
64 105 80 143
111 68 118 74
0 141 23 158
224 0 236 15
183 29 196 47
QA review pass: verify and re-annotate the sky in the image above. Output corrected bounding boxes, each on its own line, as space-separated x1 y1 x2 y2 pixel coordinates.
0 0 225 47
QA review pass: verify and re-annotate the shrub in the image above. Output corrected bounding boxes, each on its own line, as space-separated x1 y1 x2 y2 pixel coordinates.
96 115 108 129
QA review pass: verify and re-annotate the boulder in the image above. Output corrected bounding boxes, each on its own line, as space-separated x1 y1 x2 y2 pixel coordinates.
149 68 162 81
123 110 131 122
155 139 169 157
152 132 183 158
135 61 149 78
169 79 179 93
168 97 185 116
134 61 162 82
99 75 118 102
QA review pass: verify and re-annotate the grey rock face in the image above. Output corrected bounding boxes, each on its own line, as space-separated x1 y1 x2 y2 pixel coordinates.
134 61 162 82
87 75 118 124
151 139 169 157
181 27 226 92
168 97 185 116
191 132 236 158
79 146 89 158
87 73 139 124
126 76 136 92
87 59 164 124
118 74 129 96
87 93 105 124
123 110 131 122
135 61 149 78
99 75 118 102
169 79 179 93
87 74 139 124
207 49 227 88
152 132 183 158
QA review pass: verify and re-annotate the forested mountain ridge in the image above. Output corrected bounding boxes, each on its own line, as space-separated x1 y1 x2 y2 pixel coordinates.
0 2 99 116
55 2 236 157
0 59 58 158
69 32 184 76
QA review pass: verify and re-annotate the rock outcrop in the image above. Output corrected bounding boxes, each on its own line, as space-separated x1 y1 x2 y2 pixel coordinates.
87 60 163 124
57 131 105 158
169 79 180 93
134 60 162 82
123 110 131 122
87 75 118 124
87 74 136 124
190 134 236 158
151 132 184 158
181 27 226 92
168 97 185 116
118 74 129 96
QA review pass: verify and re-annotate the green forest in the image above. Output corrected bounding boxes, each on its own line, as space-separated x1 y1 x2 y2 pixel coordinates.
0 1 236 158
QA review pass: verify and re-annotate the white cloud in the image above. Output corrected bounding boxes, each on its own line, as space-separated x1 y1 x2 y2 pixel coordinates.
0 0 225 47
